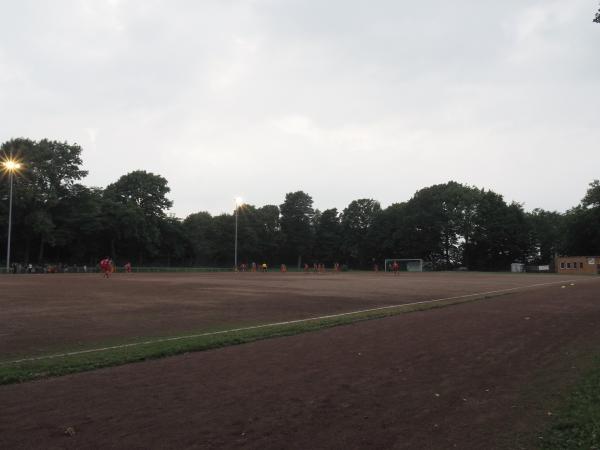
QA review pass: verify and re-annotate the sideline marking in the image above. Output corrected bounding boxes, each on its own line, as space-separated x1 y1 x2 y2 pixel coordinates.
0 278 588 365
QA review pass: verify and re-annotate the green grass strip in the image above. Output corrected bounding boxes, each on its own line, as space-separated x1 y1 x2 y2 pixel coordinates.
540 356 600 449
0 292 510 385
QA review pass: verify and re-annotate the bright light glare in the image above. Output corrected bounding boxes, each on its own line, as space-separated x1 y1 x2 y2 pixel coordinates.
235 197 243 206
2 160 22 172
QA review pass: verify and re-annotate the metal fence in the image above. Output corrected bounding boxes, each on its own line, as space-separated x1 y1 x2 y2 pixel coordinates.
0 265 234 275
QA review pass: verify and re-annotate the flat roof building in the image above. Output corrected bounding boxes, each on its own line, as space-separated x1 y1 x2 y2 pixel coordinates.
556 256 600 275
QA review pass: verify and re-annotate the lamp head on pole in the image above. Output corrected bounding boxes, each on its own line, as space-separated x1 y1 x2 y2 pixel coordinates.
1 159 23 174
235 197 244 208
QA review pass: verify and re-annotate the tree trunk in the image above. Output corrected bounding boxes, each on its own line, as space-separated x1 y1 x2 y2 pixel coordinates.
24 238 31 264
110 239 116 260
463 231 470 268
444 233 450 268
38 239 45 264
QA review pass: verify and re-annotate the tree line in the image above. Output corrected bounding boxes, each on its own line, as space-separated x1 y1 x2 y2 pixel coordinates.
1 138 599 270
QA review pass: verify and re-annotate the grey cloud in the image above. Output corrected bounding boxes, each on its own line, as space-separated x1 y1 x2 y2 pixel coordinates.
0 0 598 217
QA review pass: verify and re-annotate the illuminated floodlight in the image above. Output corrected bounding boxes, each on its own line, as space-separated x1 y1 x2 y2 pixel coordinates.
2 159 22 173
235 196 244 207
3 158 24 273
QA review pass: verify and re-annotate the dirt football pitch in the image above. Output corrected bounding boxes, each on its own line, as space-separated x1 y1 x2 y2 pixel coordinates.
1 271 599 448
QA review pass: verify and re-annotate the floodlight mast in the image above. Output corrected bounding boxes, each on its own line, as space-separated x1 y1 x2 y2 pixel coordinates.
3 160 22 273
234 197 243 271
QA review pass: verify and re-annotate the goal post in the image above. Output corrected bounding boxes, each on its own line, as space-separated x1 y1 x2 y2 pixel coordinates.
384 259 423 272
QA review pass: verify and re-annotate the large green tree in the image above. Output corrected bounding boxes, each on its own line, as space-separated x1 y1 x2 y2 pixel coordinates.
313 208 342 264
403 182 479 268
254 205 281 263
340 199 381 267
582 180 600 207
233 204 261 264
210 213 235 265
368 202 411 262
158 216 187 266
50 185 105 264
563 207 600 255
463 192 529 270
562 180 600 256
1 138 88 263
204 204 281 267
183 212 216 265
105 170 172 218
104 170 172 264
526 209 563 265
4 135 599 271
280 191 314 267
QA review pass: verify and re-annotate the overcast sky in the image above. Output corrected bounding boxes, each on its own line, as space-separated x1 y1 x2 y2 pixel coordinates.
1 0 599 217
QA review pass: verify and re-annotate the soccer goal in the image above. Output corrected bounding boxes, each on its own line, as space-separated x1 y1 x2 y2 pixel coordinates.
384 259 423 272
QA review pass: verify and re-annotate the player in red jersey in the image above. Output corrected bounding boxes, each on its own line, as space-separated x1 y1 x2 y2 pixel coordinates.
100 257 111 278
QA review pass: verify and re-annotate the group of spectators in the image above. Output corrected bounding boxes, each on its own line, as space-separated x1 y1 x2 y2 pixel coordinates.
236 262 348 273
238 262 269 272
7 263 92 274
5 260 133 275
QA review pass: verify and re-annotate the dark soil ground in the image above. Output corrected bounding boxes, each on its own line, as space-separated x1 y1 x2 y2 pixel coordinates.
0 275 599 449
0 271 578 359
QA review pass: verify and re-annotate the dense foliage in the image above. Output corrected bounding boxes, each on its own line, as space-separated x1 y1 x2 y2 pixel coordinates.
1 138 599 269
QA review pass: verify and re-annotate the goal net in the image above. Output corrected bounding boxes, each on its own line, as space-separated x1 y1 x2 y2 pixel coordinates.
384 259 423 272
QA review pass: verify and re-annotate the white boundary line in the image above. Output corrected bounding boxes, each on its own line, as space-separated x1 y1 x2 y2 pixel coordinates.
0 278 587 366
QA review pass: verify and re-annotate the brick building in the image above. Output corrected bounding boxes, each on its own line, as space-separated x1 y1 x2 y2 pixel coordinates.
556 256 600 275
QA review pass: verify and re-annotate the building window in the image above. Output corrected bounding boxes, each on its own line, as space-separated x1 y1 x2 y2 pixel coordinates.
580 262 583 269
567 263 571 269
561 262 565 269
